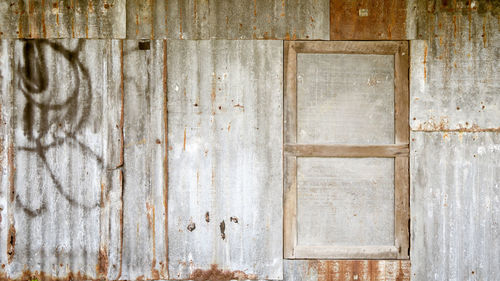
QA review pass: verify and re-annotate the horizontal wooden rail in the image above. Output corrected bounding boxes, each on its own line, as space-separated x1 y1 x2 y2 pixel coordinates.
293 245 399 260
284 144 409 157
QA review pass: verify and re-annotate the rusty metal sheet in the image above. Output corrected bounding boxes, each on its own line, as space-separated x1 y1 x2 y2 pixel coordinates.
121 40 168 280
410 132 500 281
127 0 329 40
410 4 500 132
330 0 408 40
167 40 283 279
0 39 124 279
0 0 126 39
284 260 411 281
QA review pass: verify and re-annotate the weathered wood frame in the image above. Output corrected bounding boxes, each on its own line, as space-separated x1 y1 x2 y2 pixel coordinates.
284 41 409 260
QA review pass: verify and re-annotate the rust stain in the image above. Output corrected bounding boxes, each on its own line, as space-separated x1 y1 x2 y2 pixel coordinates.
1 270 96 281
183 127 187 151
8 141 15 203
71 15 75 38
146 202 154 229
135 13 139 36
414 115 500 132
150 205 159 280
308 260 410 281
423 44 428 80
205 211 210 222
7 224 15 264
482 17 487 48
96 247 109 278
162 39 169 279
41 0 46 37
330 0 407 40
193 0 197 21
190 265 257 281
233 104 244 110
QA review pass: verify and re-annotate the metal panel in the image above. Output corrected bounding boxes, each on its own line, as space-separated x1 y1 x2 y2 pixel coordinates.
167 40 283 279
127 0 330 40
410 132 500 281
330 0 408 40
284 260 411 281
410 4 500 132
296 53 395 145
297 157 395 247
0 0 126 39
0 39 123 279
121 40 168 280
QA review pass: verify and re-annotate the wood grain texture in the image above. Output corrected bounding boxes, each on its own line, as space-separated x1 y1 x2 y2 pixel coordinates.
395 157 410 259
294 245 399 259
395 41 409 144
293 41 400 54
284 144 409 157
330 0 407 40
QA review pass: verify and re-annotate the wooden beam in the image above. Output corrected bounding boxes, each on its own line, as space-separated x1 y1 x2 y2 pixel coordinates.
284 144 409 157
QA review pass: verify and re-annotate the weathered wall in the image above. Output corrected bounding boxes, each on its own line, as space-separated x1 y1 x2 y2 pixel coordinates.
409 1 500 281
0 0 499 281
167 40 283 280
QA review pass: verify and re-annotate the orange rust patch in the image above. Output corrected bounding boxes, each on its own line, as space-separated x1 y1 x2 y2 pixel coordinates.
330 0 407 40
310 260 410 281
190 265 257 281
96 247 109 278
7 224 15 264
423 44 428 80
183 127 187 151
6 270 95 281
414 117 500 132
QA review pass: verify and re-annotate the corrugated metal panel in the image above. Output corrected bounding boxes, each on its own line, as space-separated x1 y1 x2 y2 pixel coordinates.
126 0 330 40
409 2 500 281
284 260 411 281
0 39 124 279
167 40 283 280
122 40 168 280
410 2 500 132
0 0 126 39
410 132 500 280
330 0 408 40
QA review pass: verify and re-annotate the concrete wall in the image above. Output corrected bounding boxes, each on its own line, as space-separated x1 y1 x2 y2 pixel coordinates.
0 0 498 280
